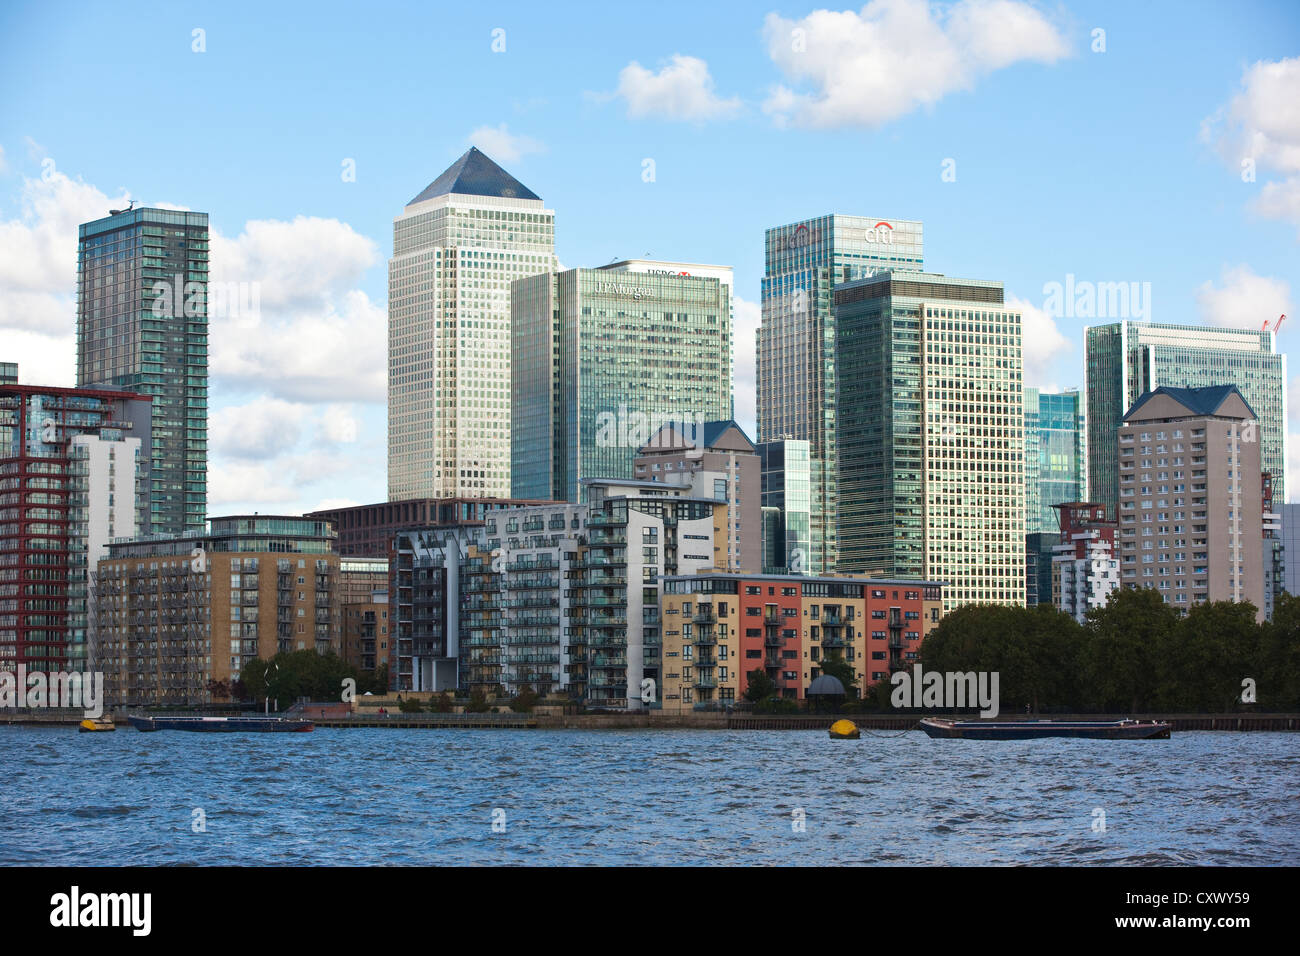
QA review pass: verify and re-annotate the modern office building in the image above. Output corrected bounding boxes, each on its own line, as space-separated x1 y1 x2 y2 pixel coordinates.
601 259 734 400
633 420 760 572
1023 388 1083 607
757 438 812 573
1025 533 1061 607
1281 503 1300 596
511 266 732 502
1116 386 1264 617
388 147 556 500
1262 473 1283 620
1051 502 1120 623
1 382 152 672
0 363 16 385
1085 322 1286 519
757 215 923 574
835 271 1025 609
307 497 556 556
1024 388 1084 533
94 516 342 707
77 206 209 537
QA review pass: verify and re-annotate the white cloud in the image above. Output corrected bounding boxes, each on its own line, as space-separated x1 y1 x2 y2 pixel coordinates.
762 0 1070 128
0 145 7 175
207 461 300 507
0 329 75 386
0 169 131 336
1008 296 1072 388
207 396 377 514
208 216 385 403
0 168 133 379
1203 56 1300 234
1195 265 1292 331
467 124 544 164
613 54 742 121
732 295 760 436
210 397 310 460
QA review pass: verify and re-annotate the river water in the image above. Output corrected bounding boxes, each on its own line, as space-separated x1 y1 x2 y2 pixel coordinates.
2 727 1296 865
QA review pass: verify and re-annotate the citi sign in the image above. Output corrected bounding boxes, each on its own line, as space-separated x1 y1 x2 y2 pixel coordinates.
864 221 895 244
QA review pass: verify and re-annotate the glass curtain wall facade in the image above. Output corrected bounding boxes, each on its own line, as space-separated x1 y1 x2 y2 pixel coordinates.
757 215 923 574
511 268 732 502
1024 388 1084 534
1085 322 1286 519
836 271 1025 609
758 439 811 573
77 207 209 537
388 148 556 500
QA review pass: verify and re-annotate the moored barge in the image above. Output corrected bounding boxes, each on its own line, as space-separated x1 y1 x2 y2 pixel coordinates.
128 715 314 733
920 718 1170 740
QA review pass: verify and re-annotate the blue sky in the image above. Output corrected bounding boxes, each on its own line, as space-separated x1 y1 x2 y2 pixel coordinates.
2 0 1298 512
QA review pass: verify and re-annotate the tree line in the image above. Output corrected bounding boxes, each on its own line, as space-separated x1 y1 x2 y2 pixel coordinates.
893 588 1300 714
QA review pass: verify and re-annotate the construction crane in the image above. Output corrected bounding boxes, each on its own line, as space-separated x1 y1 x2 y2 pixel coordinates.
1263 314 1286 333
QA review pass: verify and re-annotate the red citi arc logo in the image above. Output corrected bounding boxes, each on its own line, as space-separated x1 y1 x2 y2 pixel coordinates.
866 221 894 243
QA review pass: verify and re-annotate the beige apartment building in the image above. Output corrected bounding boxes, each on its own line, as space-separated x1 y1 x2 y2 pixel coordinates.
1117 385 1264 618
93 516 342 707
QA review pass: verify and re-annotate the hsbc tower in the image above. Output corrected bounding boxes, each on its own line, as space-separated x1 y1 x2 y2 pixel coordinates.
757 215 923 574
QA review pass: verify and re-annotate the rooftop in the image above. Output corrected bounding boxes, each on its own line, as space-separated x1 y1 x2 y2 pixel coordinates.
407 147 541 206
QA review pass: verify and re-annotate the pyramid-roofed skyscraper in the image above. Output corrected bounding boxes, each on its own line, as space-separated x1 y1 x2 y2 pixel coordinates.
388 148 556 499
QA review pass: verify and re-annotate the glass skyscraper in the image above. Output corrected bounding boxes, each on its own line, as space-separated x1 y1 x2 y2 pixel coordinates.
77 207 209 537
1024 387 1084 534
757 215 923 574
1085 321 1286 519
511 266 732 502
758 439 811 572
835 271 1025 609
388 147 556 500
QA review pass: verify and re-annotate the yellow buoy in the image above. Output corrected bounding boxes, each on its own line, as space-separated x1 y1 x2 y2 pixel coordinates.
828 718 860 739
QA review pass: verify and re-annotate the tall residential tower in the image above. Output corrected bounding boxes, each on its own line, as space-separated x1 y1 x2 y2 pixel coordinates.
77 207 209 537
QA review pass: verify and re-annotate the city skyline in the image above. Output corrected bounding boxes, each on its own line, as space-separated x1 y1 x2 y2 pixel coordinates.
1 0 1298 518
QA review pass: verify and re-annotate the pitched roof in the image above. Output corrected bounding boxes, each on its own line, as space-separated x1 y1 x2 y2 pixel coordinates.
1123 384 1256 421
406 147 540 206
640 419 756 454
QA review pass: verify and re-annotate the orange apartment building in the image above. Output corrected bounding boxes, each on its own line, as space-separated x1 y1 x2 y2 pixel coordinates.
659 572 944 712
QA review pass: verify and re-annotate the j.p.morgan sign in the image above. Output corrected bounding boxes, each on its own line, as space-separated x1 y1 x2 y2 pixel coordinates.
595 282 656 300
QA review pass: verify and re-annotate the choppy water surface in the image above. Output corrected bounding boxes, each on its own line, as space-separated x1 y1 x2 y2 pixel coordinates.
2 727 1297 865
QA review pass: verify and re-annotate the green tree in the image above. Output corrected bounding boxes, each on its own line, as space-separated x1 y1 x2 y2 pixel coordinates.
398 695 424 713
816 655 859 695
510 685 539 713
1259 592 1300 710
430 691 453 713
1082 588 1180 712
743 668 776 702
465 689 491 713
